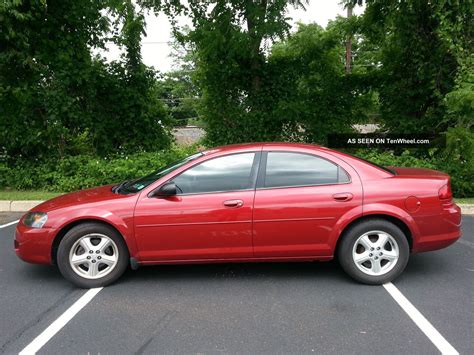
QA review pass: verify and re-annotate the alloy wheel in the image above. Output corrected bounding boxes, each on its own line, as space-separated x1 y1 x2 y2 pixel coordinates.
352 230 399 276
69 233 119 280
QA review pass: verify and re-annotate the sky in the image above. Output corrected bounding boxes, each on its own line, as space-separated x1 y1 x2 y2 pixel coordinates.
101 1 365 73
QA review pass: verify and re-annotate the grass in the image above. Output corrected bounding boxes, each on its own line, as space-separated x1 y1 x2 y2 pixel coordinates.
455 197 474 204
0 190 63 200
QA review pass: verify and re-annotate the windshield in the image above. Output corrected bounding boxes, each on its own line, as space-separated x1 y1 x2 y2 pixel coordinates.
120 152 203 193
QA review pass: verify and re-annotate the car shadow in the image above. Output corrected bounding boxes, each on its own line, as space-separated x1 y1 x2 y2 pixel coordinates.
12 252 453 288
118 251 455 287
118 260 352 286
398 251 453 277
16 263 70 285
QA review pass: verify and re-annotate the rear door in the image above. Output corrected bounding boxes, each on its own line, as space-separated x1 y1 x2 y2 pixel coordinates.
253 149 362 258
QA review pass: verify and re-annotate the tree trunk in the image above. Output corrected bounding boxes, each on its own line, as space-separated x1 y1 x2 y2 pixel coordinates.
245 0 267 92
345 4 353 74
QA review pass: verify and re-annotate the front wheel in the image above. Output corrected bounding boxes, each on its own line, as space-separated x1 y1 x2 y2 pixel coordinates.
337 219 409 285
57 222 129 288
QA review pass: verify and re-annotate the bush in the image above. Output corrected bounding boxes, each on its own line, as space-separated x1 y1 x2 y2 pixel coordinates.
351 149 438 170
351 128 474 198
438 127 474 198
0 146 196 192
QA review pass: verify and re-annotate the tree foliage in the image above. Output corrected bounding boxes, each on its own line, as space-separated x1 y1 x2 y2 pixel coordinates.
0 0 171 160
268 22 371 143
143 0 313 145
356 0 472 133
152 0 464 145
154 34 200 126
1 0 472 195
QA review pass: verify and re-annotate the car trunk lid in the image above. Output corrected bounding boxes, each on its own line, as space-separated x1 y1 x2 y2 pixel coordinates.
389 167 449 178
389 167 452 201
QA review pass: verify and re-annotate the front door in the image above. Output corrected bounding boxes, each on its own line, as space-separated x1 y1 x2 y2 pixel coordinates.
134 152 259 262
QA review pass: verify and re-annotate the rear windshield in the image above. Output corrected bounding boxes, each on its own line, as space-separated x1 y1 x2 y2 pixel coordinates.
350 154 397 175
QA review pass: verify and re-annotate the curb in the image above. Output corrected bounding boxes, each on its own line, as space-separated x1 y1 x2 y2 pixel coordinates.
0 200 44 212
460 204 474 215
0 200 473 215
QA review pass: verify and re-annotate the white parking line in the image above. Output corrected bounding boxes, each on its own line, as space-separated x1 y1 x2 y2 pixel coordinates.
457 239 474 249
0 219 20 229
19 287 103 355
383 282 459 355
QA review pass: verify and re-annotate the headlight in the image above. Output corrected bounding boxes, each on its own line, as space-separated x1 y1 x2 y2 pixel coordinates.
23 212 48 229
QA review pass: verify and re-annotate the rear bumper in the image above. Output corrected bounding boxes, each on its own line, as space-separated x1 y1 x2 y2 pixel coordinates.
14 223 56 264
412 230 461 253
412 204 462 253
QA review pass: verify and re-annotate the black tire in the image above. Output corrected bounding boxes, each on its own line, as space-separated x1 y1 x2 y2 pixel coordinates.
57 222 129 288
337 219 409 285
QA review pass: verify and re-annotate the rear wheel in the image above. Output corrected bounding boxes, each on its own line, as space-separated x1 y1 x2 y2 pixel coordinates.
57 222 129 288
337 219 409 285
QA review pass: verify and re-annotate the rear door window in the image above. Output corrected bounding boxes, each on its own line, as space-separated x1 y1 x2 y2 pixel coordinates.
264 152 349 188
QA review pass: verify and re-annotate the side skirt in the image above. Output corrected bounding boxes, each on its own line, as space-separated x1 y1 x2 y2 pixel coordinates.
133 255 333 267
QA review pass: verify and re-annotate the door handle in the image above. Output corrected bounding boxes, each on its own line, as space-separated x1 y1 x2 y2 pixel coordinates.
332 193 353 202
223 199 244 208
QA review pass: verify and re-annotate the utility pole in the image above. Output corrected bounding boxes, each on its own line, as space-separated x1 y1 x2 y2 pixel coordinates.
345 4 353 74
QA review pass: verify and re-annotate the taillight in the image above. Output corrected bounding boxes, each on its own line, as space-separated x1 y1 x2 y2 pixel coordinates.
438 183 452 200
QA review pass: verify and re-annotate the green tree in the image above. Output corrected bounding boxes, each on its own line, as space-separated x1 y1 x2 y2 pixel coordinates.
268 22 369 143
356 0 472 133
155 71 200 126
155 34 201 126
98 0 172 154
0 0 171 160
0 0 110 158
144 0 309 145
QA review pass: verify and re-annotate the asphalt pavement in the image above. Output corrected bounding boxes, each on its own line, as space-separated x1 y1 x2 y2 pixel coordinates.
0 213 472 354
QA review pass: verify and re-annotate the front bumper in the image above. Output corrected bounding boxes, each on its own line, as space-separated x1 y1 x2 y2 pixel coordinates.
14 222 56 264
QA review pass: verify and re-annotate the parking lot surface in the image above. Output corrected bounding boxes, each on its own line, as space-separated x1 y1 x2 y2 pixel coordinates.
1 213 472 354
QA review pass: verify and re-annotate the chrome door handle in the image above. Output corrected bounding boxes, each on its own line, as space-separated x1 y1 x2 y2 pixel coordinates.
332 193 353 202
223 199 244 208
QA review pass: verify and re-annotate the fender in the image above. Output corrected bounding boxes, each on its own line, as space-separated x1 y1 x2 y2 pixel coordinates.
362 203 420 240
328 203 420 252
49 206 139 257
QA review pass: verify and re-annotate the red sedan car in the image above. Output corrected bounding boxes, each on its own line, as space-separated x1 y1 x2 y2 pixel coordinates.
15 143 461 288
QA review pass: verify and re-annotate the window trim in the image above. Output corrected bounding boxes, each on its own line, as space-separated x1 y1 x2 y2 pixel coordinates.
157 151 262 197
256 151 352 190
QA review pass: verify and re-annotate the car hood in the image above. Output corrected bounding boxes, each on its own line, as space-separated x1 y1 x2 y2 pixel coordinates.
32 185 132 212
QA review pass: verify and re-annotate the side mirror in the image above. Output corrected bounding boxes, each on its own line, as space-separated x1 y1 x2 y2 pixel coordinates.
153 182 177 197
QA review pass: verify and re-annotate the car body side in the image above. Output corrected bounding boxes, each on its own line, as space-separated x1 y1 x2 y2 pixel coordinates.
14 143 461 266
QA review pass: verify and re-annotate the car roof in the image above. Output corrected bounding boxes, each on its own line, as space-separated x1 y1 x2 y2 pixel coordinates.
202 142 321 154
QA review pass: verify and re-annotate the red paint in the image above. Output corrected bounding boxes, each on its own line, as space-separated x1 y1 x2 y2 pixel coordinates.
134 190 254 261
15 143 462 267
405 196 421 213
